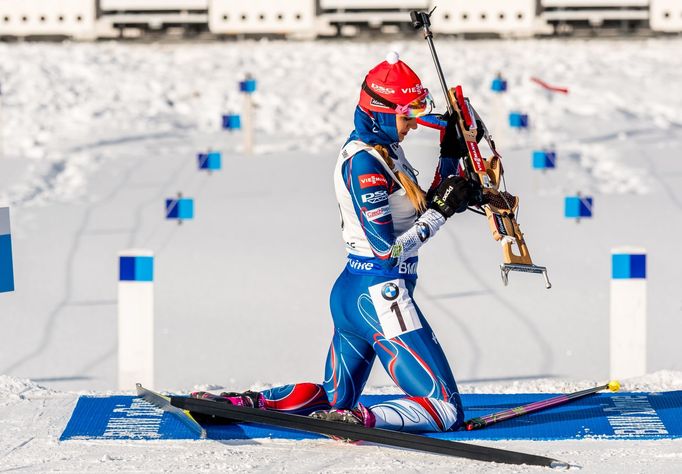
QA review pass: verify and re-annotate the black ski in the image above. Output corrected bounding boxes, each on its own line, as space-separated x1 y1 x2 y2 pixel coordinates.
170 396 567 468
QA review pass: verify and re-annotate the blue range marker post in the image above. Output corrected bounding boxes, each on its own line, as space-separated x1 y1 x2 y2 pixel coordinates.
491 74 507 93
610 248 647 379
221 114 241 130
532 149 557 171
509 112 529 129
119 255 154 282
564 194 593 223
239 77 257 94
165 194 194 225
612 253 647 280
118 250 155 389
197 151 222 173
0 207 14 293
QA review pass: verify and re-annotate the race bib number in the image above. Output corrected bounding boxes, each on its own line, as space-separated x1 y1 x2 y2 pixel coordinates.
368 279 422 340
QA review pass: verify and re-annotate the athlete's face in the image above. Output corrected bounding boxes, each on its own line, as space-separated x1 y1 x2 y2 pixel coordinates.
396 115 418 142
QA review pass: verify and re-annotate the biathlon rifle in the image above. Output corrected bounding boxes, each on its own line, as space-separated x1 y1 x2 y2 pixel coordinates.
410 9 551 289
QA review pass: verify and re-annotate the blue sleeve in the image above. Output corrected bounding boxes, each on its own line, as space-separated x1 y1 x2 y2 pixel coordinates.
342 151 398 261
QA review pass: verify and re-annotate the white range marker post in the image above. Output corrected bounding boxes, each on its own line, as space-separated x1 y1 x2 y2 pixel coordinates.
118 249 155 390
240 76 257 156
243 92 253 155
610 247 647 380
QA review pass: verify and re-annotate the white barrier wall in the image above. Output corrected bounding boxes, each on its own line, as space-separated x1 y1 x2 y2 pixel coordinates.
100 1 208 10
430 0 537 35
209 0 315 34
319 1 428 8
0 0 95 38
650 0 682 32
542 0 649 6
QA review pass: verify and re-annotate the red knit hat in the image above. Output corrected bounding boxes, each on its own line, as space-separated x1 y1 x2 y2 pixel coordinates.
358 52 433 117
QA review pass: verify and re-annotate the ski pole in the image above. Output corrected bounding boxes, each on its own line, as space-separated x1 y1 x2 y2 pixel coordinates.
410 9 453 116
410 9 480 186
464 380 620 431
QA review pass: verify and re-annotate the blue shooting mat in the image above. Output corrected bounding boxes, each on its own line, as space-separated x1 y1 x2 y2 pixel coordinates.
60 392 682 441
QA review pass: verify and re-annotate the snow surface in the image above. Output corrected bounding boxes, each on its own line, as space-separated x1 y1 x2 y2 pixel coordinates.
2 374 682 473
0 38 682 471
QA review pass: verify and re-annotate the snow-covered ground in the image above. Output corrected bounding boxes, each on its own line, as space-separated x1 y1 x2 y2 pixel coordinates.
0 38 681 471
2 373 682 473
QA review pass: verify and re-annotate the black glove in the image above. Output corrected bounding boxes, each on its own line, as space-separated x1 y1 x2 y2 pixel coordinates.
440 113 485 159
427 175 476 219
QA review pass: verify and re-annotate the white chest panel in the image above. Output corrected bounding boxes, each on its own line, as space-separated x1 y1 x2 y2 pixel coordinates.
334 140 419 257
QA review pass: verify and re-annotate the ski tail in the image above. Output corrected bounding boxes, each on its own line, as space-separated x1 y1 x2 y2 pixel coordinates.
136 384 207 439
464 380 620 431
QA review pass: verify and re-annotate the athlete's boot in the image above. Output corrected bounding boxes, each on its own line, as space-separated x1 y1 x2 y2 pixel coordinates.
191 390 266 409
310 403 375 428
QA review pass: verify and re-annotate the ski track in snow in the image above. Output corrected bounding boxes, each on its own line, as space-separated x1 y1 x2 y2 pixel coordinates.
1 164 135 375
1 133 198 377
444 226 555 375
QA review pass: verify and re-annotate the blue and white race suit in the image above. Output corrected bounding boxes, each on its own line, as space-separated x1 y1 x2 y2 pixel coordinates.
260 107 464 432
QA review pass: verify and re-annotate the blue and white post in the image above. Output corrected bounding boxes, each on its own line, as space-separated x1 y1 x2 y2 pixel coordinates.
610 248 647 380
240 75 257 155
118 250 154 390
0 207 14 293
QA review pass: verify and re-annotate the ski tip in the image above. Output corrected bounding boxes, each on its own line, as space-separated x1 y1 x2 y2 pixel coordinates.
549 460 571 470
608 380 621 392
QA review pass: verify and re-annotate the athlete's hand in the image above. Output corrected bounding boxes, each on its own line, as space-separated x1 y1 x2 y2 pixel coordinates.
427 175 476 218
440 113 485 159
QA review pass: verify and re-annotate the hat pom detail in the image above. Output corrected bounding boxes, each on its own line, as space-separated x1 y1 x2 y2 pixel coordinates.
385 51 400 65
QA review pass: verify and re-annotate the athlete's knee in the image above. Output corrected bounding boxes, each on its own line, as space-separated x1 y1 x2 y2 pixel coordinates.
370 396 463 433
425 397 462 431
406 396 462 431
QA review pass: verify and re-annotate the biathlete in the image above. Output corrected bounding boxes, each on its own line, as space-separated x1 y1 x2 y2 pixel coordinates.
195 52 483 433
